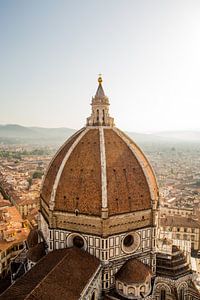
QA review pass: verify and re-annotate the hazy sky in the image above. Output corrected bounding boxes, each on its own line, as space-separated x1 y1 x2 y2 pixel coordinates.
0 0 200 132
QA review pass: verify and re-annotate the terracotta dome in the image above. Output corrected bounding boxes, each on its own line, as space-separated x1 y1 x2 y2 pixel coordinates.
41 76 158 218
116 258 152 284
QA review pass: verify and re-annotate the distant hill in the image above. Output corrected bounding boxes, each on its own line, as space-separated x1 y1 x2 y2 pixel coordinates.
0 124 199 146
0 124 38 138
153 130 200 142
0 124 76 144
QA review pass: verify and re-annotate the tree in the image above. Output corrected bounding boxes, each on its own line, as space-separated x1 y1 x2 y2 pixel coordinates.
32 171 43 179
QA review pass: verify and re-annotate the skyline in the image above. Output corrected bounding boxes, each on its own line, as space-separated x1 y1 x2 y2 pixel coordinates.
1 1 200 133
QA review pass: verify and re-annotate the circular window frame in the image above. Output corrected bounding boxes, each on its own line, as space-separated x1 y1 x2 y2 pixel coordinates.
121 232 140 254
66 233 87 250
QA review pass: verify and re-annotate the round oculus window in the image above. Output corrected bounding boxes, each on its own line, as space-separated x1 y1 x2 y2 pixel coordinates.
122 232 140 254
73 236 84 248
123 234 134 247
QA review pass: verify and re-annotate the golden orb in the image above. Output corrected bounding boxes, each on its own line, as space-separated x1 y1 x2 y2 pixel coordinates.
98 74 103 84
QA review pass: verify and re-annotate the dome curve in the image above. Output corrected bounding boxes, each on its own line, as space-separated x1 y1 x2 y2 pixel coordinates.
41 127 158 217
41 128 85 205
116 258 152 284
41 77 159 220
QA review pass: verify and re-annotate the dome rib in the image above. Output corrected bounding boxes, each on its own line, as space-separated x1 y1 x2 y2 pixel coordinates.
54 128 102 215
99 127 108 217
41 77 159 221
113 127 159 204
41 127 159 218
41 128 86 205
49 127 90 210
104 128 154 215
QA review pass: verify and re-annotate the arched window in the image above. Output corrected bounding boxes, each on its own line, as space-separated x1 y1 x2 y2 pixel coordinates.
102 109 105 123
73 236 84 248
179 288 184 300
118 282 123 291
128 287 135 295
160 289 166 300
97 109 99 122
91 292 95 300
140 285 145 293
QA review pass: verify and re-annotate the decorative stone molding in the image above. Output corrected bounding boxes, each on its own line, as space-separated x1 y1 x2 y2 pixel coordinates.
45 209 153 236
121 232 141 254
66 232 87 250
99 127 108 218
86 76 114 127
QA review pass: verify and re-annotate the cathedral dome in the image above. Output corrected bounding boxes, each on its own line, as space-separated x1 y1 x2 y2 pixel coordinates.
115 259 152 299
40 76 158 220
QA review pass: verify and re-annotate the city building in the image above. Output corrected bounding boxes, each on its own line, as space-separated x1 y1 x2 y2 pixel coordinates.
160 206 195 218
0 205 29 279
159 216 200 251
0 77 199 299
16 197 38 219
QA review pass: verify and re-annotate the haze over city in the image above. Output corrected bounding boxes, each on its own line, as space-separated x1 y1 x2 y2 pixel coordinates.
0 0 200 132
1 1 200 299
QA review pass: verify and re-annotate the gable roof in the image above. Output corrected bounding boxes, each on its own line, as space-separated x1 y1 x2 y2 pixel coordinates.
0 248 100 300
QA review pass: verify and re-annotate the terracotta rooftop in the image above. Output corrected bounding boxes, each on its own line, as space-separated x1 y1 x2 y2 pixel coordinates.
27 229 39 248
116 258 152 284
0 247 100 300
41 78 158 217
156 245 191 279
27 242 46 263
160 216 200 229
41 129 85 207
54 128 102 215
0 206 29 252
0 199 11 208
41 127 158 217
105 129 153 214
